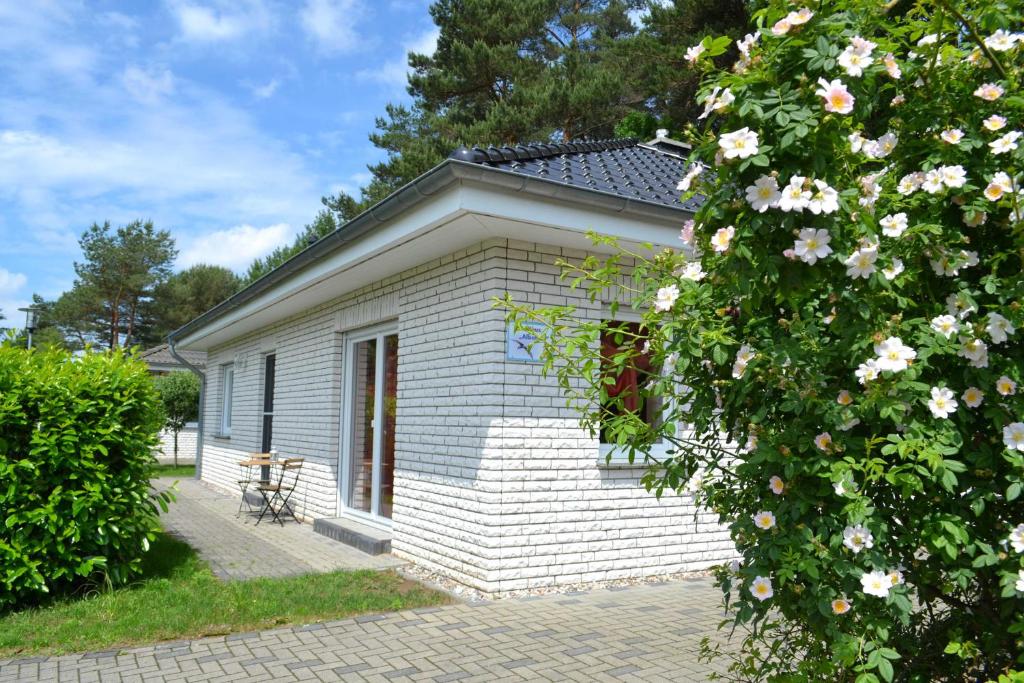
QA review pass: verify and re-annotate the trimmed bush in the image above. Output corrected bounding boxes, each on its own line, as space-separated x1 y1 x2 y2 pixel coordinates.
0 347 170 610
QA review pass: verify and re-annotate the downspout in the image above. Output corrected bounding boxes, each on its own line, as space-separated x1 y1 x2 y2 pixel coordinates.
167 335 206 481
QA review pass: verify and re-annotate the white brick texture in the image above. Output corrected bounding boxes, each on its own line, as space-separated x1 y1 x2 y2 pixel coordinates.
197 238 735 593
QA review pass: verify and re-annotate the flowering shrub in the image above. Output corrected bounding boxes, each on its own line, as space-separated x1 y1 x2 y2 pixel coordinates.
503 0 1024 679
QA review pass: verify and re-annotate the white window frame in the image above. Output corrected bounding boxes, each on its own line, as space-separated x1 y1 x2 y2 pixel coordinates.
597 308 678 467
220 363 234 437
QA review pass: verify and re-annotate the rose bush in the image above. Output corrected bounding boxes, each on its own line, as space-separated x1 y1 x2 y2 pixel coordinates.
503 0 1024 679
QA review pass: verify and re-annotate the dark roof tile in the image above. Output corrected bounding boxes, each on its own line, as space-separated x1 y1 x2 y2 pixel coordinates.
449 138 704 212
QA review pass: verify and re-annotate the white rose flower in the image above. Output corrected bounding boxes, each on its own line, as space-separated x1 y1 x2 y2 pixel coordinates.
962 387 984 408
711 225 735 252
746 175 782 212
947 293 976 320
843 525 874 553
1004 422 1024 451
940 128 964 144
753 511 776 529
984 171 1014 201
814 431 833 451
866 132 898 158
927 386 957 419
807 180 839 214
1008 523 1024 553
856 358 881 384
677 164 703 191
750 575 773 601
987 312 1015 344
874 336 916 372
974 83 1005 101
838 45 874 77
985 29 1019 52
769 476 785 495
879 213 908 237
844 248 878 279
848 131 867 153
897 172 924 195
990 131 1022 155
996 376 1017 396
684 44 705 63
958 338 989 368
816 78 855 114
793 228 833 264
718 127 760 159
778 176 811 212
930 314 959 339
654 284 680 312
921 169 945 193
984 114 1007 131
940 165 967 189
861 570 892 598
680 262 706 281
882 259 904 281
732 344 755 379
738 32 758 56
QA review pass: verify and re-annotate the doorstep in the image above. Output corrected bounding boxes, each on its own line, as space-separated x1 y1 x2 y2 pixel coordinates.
313 517 392 555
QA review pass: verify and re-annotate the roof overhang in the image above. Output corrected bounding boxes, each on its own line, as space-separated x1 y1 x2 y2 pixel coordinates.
170 160 691 351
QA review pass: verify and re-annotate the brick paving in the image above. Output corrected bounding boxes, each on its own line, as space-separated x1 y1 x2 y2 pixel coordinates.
156 477 401 579
0 579 734 682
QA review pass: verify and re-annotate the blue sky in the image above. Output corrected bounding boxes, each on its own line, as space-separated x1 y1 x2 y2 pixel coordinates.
0 0 441 325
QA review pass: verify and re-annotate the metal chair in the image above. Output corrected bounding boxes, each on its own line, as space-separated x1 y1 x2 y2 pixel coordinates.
255 458 304 526
236 453 272 517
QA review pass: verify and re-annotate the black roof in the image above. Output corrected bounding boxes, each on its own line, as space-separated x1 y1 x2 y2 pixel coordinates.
449 138 704 212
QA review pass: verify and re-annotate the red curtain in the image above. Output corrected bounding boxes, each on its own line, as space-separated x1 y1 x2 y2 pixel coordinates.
601 323 652 413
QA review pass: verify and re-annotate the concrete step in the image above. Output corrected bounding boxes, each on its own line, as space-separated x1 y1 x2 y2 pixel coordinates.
313 517 392 555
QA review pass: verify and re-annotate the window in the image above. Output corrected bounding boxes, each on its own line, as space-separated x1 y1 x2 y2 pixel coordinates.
261 354 276 452
221 364 234 436
599 320 667 465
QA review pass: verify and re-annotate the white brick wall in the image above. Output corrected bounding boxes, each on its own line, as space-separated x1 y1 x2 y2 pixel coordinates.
196 237 735 593
156 426 197 464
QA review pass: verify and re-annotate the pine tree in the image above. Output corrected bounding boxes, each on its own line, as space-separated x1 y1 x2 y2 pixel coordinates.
329 0 644 217
622 0 749 131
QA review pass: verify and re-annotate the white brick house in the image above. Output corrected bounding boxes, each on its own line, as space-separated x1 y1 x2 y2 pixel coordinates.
168 136 736 593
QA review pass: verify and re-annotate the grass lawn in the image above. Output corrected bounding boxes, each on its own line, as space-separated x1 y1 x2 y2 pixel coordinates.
0 533 449 657
153 463 196 479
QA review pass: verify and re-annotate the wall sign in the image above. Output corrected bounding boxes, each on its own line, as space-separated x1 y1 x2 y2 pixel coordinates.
506 322 546 363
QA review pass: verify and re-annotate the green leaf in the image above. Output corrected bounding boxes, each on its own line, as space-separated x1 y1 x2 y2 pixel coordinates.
1008 482 1021 502
878 658 894 683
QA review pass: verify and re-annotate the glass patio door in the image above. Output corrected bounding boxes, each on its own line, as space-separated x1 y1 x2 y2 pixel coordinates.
341 327 398 522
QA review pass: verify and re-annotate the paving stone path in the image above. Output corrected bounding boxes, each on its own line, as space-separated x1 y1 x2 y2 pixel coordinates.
0 579 734 682
156 477 401 579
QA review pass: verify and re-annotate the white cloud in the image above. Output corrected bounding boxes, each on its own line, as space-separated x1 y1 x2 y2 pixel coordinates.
356 26 438 87
0 268 29 327
122 66 176 104
248 78 280 99
0 268 27 296
177 223 294 271
166 0 274 42
300 0 365 54
0 4 99 85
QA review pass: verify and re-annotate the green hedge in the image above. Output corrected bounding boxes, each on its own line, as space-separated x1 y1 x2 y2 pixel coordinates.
0 347 171 610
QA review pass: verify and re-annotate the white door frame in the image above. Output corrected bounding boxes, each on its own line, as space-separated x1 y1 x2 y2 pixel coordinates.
337 321 397 529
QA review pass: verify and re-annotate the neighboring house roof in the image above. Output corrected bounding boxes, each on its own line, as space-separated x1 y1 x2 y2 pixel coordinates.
139 344 207 370
448 138 703 212
169 137 699 348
